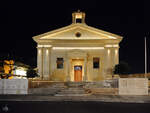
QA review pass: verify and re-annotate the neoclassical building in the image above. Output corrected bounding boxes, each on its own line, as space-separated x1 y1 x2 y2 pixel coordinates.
33 11 123 81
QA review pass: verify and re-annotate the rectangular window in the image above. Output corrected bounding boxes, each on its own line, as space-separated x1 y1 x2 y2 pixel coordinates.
93 57 100 69
57 58 64 69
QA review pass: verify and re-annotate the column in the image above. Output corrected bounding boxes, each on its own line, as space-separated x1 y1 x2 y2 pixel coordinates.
111 48 115 68
104 47 112 79
37 47 43 79
83 58 87 81
114 48 119 65
109 47 119 71
111 47 119 78
66 58 70 81
43 47 51 80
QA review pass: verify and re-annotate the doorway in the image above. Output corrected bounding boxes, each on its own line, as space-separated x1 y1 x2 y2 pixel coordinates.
74 65 82 82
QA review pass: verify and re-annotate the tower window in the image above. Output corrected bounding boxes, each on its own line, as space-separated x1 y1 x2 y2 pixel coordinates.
57 58 64 69
72 10 85 24
76 19 82 23
93 57 100 69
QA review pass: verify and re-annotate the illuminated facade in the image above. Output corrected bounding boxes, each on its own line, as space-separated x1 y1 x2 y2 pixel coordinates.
33 11 123 81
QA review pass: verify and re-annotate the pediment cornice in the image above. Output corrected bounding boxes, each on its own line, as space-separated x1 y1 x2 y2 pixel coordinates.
33 23 123 43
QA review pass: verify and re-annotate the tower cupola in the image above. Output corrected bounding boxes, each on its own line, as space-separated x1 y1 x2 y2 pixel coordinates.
72 10 86 24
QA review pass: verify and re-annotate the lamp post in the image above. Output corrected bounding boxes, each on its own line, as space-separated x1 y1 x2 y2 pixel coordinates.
145 37 147 78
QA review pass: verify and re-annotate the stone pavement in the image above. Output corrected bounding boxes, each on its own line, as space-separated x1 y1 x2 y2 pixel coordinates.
1 94 150 103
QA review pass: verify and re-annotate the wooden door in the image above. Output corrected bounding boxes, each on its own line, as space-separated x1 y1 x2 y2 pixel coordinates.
74 66 82 82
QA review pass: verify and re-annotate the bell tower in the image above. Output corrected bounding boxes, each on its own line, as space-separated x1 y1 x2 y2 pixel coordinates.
72 10 86 24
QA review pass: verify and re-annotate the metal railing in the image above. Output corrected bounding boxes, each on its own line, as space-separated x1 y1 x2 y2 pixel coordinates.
84 79 118 88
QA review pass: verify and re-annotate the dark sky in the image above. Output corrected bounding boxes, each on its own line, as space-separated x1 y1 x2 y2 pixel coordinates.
0 0 149 73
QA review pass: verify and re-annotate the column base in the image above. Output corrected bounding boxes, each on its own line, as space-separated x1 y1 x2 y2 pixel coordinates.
42 75 50 80
66 75 70 81
83 75 88 82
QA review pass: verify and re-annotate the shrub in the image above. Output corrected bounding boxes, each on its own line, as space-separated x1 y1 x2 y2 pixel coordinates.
27 68 39 78
114 61 130 75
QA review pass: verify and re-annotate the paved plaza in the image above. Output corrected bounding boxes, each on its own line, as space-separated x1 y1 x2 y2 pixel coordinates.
1 94 150 103
0 99 150 113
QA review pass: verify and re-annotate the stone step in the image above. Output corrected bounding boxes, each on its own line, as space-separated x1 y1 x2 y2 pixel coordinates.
28 88 59 95
55 93 86 95
57 89 85 91
63 89 85 92
58 90 85 93
51 85 66 86
67 88 83 90
55 94 89 96
47 88 66 91
61 90 85 92
50 87 66 89
52 84 65 86
49 85 67 88
51 83 65 85
66 82 84 87
86 88 118 95
46 86 67 89
56 87 86 95
43 85 66 89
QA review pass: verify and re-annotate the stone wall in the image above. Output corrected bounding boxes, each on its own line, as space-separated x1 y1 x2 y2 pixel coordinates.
0 79 28 94
119 78 148 95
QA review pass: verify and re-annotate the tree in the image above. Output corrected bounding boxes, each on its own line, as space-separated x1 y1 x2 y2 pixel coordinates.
113 61 130 75
27 68 39 78
0 59 14 79
26 57 37 68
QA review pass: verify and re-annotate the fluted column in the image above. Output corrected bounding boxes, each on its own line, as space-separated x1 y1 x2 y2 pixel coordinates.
114 48 119 65
104 47 112 79
111 47 119 67
37 47 43 79
111 48 115 68
83 58 87 81
66 58 70 81
43 47 51 80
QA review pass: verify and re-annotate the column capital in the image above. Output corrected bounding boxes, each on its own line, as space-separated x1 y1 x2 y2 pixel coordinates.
37 44 52 48
104 46 119 49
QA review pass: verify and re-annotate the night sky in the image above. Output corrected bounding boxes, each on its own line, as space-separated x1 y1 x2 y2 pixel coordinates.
0 1 149 73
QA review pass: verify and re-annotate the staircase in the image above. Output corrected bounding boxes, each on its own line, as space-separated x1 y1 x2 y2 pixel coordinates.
28 82 67 95
55 82 89 96
29 81 117 96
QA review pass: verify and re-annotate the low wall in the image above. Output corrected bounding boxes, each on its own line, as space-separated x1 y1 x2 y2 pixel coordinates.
119 78 148 95
84 79 118 88
0 79 28 94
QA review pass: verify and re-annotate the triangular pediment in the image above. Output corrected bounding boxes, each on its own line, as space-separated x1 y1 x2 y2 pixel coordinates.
33 23 123 42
